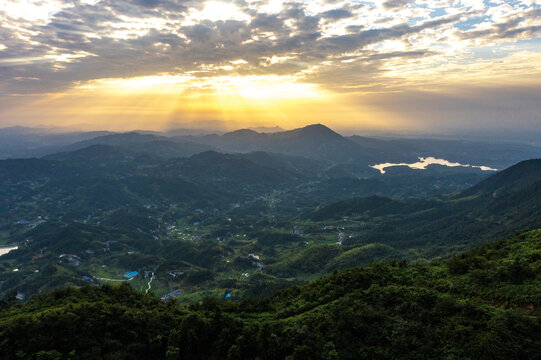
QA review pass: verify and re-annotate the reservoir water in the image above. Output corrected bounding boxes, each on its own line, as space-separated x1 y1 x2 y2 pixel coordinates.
371 157 498 174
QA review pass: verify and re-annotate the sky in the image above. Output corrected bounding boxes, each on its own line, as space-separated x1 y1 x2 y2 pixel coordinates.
0 0 540 136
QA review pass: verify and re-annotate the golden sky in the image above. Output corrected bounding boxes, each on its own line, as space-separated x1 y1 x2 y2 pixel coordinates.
0 0 540 135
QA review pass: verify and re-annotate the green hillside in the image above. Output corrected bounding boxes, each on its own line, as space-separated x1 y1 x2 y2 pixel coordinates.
1 230 540 359
2 156 540 301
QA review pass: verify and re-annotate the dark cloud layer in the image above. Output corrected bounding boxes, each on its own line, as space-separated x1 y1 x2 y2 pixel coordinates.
0 0 468 94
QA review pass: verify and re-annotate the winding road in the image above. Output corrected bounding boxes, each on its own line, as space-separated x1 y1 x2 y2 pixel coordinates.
145 272 155 294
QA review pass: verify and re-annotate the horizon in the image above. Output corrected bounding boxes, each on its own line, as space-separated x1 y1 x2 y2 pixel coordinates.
2 121 541 146
1 1 540 138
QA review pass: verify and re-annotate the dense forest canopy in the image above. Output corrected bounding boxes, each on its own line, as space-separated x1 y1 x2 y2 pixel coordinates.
1 230 540 359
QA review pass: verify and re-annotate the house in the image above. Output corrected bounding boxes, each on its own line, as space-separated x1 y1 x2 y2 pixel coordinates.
167 271 184 278
248 253 260 260
124 271 139 278
161 289 182 301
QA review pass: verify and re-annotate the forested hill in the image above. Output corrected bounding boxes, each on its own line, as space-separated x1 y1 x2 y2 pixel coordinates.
1 230 540 360
460 158 541 197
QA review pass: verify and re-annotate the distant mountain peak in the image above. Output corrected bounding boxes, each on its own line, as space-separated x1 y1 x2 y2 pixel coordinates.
304 123 330 129
223 128 261 137
289 124 343 139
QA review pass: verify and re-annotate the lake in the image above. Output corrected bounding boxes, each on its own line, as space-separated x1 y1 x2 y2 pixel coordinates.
371 157 498 174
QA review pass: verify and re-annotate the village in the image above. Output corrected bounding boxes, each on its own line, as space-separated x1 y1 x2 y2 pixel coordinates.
1 203 376 302
0 152 389 303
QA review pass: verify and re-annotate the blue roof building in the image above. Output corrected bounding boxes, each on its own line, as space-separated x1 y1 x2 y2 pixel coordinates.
162 289 182 301
124 271 139 278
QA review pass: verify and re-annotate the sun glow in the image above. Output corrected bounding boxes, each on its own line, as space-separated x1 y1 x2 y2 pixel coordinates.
76 74 324 100
0 0 70 22
2 72 387 132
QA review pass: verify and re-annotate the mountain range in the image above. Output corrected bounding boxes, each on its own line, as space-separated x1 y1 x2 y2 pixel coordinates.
2 124 541 173
1 133 540 300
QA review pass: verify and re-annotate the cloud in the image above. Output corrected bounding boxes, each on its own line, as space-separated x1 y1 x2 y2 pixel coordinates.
356 83 541 137
459 8 541 41
319 8 354 20
382 0 412 10
0 0 541 136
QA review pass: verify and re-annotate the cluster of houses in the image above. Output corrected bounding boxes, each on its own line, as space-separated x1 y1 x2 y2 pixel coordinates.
167 270 184 278
15 218 46 229
59 254 81 266
239 253 265 272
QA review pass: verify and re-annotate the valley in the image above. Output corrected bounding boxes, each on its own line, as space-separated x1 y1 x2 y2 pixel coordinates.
1 124 540 303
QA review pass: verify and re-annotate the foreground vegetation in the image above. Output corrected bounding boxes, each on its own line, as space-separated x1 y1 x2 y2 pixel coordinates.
1 230 540 359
